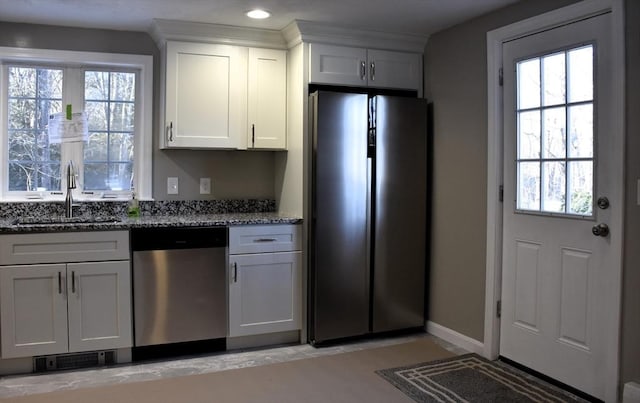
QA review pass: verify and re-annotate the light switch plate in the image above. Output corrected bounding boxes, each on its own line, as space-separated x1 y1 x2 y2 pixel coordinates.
167 177 179 195
200 178 211 194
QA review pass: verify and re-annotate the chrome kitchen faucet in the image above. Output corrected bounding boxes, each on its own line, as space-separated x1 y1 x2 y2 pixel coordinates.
65 160 77 218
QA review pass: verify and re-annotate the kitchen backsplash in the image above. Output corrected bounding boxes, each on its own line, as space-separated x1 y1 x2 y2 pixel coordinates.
0 199 276 219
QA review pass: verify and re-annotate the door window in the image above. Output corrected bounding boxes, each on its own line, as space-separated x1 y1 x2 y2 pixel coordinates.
516 45 594 216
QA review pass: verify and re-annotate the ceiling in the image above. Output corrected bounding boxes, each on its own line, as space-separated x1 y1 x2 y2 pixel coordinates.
0 0 521 37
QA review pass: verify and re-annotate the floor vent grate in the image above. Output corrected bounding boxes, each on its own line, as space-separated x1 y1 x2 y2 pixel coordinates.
33 350 116 372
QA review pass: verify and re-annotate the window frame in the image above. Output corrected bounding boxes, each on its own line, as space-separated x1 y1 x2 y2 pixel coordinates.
513 43 596 219
0 46 153 201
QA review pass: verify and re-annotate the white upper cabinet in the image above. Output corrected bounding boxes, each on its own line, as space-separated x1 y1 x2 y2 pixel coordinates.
309 44 368 87
309 43 422 91
367 49 422 91
248 48 287 150
163 41 247 149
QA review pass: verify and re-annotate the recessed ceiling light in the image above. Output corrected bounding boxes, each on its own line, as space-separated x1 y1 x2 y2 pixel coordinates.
246 9 271 19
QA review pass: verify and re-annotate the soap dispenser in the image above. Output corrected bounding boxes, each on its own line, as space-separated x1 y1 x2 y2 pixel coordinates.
127 189 140 217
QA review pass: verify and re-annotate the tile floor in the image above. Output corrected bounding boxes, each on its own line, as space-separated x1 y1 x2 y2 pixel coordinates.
0 332 468 398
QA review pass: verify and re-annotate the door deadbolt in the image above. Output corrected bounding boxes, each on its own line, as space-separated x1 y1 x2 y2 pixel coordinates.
592 223 610 237
597 197 610 210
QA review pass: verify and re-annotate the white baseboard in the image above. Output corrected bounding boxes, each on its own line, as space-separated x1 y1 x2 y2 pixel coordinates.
624 382 640 403
426 321 484 355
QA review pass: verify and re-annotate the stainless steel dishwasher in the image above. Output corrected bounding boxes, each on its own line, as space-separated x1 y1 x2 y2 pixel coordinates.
131 226 227 347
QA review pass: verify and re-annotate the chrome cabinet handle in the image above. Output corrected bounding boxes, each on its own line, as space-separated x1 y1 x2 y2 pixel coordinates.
360 61 366 80
232 262 238 283
58 272 62 294
254 238 277 243
71 271 76 293
252 124 255 148
370 62 375 81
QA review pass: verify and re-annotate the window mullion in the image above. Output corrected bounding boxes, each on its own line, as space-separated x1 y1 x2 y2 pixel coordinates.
61 67 85 194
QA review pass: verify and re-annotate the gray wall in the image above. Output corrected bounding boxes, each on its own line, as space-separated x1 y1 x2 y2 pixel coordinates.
424 0 578 342
0 22 276 200
425 0 640 387
622 0 640 386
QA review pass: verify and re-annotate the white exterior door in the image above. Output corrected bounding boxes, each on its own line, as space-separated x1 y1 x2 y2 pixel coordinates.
500 13 621 400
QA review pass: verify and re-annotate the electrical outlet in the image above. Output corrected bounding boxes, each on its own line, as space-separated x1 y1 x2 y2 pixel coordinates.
200 178 211 195
167 177 179 195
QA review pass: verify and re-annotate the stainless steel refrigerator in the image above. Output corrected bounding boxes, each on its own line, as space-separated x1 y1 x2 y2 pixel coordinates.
309 90 427 345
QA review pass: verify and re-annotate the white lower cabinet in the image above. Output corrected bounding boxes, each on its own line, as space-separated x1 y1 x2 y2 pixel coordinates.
0 261 132 359
66 261 132 353
0 231 132 360
228 225 302 337
228 252 301 337
0 264 68 358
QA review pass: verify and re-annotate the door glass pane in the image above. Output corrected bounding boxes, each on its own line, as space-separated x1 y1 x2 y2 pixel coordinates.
569 161 593 215
542 107 566 159
568 46 593 103
515 44 594 217
568 104 593 158
518 162 540 211
517 58 540 109
518 110 540 159
542 161 566 213
542 52 566 106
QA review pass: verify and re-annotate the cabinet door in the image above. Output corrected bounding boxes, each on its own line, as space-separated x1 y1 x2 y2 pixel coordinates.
248 48 287 150
0 264 68 358
229 252 301 337
66 261 132 352
309 43 367 87
367 49 422 90
164 41 247 149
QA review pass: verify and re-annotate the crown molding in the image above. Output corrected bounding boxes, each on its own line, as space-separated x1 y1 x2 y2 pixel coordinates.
150 19 428 53
150 19 287 49
282 20 429 53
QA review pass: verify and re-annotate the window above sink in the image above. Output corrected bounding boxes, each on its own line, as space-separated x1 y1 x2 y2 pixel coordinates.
0 47 153 202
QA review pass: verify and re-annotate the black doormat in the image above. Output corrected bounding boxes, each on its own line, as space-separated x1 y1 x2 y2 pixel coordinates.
376 353 589 402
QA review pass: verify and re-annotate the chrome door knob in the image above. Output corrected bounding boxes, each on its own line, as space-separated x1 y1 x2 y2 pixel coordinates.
592 223 610 237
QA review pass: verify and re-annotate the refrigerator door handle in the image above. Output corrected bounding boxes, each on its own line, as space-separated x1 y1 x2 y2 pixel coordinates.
366 157 373 316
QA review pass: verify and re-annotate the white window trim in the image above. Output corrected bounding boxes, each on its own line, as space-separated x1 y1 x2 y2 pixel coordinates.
0 46 153 201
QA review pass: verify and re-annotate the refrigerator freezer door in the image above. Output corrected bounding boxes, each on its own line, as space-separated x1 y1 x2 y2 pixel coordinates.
310 91 370 344
373 96 427 332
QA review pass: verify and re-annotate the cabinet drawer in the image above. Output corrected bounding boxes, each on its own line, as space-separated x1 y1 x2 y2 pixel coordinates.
229 225 301 254
0 231 130 265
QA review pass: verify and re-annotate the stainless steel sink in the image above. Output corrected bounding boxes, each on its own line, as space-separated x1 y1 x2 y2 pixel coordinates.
12 216 122 225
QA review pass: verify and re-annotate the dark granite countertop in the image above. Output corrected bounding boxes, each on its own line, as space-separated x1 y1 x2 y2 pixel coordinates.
0 212 302 234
